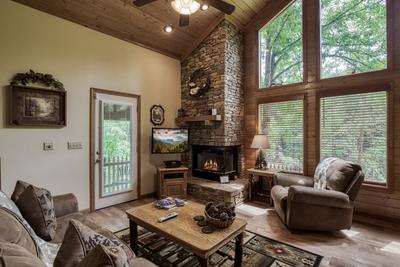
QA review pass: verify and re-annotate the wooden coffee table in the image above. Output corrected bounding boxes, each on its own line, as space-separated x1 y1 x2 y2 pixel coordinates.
126 201 247 267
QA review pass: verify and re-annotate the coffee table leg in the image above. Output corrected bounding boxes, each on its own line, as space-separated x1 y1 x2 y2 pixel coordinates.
129 220 138 255
234 232 244 267
197 256 209 267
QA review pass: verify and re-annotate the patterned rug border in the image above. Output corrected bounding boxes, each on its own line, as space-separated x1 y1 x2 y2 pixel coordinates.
114 227 323 267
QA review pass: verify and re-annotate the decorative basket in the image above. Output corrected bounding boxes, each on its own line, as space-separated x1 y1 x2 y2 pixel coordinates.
204 203 235 229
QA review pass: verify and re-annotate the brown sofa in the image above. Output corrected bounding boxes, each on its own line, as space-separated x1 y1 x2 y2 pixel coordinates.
271 159 364 231
0 191 156 267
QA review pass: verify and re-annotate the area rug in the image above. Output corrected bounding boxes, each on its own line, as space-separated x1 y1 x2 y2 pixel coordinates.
114 227 322 267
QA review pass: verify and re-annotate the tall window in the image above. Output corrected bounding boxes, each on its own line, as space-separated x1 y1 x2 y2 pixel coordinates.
259 0 303 88
259 99 304 172
320 0 387 79
320 91 388 184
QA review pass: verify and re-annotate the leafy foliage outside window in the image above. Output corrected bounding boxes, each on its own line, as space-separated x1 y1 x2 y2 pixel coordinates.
320 91 387 183
259 100 304 172
259 0 303 88
321 0 387 78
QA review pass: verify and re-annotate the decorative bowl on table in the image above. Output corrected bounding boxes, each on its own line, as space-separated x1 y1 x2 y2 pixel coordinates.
204 202 236 229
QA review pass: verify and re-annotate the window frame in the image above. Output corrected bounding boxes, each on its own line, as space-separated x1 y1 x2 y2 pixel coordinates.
257 0 307 90
318 0 390 80
257 94 308 174
316 84 394 192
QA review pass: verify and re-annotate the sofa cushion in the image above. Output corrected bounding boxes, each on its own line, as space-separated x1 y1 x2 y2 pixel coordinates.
11 180 30 203
54 219 129 267
76 244 128 267
326 159 361 192
16 185 57 241
0 208 39 257
0 242 45 267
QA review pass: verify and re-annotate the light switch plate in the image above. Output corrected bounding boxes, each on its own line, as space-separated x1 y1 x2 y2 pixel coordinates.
43 142 54 151
68 142 83 150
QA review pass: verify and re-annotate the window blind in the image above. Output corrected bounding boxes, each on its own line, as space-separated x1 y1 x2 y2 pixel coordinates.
320 91 387 183
258 100 304 173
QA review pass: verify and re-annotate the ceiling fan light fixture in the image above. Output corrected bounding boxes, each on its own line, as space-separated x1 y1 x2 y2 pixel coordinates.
200 3 209 11
171 0 200 15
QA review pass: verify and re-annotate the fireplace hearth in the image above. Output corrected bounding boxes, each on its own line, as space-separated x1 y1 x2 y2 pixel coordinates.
192 145 239 181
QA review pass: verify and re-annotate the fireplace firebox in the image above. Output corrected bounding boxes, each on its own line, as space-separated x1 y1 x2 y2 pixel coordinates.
192 145 239 181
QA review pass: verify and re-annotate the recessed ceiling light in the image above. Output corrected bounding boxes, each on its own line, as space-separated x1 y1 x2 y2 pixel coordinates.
200 4 209 11
163 25 173 33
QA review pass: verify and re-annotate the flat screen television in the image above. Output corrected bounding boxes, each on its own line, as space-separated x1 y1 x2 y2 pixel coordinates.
152 128 189 154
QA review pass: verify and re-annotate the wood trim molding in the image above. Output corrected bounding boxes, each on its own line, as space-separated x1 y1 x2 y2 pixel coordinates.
181 13 225 61
89 88 141 212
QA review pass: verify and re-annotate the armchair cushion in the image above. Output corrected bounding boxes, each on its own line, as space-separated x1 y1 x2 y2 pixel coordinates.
288 185 350 209
53 193 79 218
274 172 314 187
326 159 361 192
271 185 288 222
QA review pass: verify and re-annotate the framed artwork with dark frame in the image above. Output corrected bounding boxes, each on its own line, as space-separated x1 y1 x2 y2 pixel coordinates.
150 105 165 126
8 85 66 127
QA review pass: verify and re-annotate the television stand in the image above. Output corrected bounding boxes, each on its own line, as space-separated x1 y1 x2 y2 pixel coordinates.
157 167 188 199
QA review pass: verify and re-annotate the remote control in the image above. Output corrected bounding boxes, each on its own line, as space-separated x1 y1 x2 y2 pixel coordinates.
159 212 178 223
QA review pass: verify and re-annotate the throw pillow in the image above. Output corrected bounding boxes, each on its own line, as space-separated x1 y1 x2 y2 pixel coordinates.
54 219 128 267
0 208 39 257
76 244 128 267
0 242 45 267
16 185 57 241
326 159 361 192
313 157 338 189
11 180 30 203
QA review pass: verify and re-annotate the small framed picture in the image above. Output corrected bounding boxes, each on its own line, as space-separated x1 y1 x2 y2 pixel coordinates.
220 175 229 184
150 105 165 126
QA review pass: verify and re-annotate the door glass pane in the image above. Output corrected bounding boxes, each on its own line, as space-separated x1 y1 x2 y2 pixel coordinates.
102 102 133 196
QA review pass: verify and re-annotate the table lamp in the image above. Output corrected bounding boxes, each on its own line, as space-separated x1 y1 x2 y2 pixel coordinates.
251 134 269 169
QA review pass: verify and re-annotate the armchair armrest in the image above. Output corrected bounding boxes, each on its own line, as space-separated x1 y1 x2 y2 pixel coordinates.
53 193 79 218
274 172 314 187
288 186 350 209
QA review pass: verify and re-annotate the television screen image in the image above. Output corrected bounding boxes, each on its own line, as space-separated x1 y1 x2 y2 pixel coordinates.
152 128 189 154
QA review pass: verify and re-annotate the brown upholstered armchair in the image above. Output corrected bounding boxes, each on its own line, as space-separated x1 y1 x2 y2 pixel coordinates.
271 159 364 231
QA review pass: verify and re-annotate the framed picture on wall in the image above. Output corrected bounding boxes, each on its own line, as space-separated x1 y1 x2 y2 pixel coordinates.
8 85 66 127
150 105 165 126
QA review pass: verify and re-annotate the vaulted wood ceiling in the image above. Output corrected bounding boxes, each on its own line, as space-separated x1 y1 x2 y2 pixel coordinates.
12 0 271 60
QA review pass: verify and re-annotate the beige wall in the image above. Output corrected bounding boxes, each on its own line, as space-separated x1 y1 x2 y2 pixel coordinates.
0 0 181 209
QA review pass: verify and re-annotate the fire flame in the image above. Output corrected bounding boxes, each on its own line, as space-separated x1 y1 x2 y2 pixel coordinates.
203 159 219 171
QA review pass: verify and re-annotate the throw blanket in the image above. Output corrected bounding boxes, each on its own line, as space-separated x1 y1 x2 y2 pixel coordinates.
314 157 338 189
0 190 60 267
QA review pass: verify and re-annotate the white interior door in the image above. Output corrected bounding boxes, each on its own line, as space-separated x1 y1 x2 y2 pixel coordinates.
94 92 138 210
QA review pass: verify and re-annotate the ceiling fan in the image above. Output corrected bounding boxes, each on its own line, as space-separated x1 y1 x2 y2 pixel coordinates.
133 0 236 27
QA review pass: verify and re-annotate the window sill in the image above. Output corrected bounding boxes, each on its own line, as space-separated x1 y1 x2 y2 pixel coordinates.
361 182 392 194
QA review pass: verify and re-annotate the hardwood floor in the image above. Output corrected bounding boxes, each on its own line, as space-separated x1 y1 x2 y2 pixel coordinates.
87 198 400 266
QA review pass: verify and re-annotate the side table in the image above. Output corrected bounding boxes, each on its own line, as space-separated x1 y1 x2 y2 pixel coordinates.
246 168 279 204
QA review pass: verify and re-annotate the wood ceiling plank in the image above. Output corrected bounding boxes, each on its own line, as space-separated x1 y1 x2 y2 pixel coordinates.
12 0 273 59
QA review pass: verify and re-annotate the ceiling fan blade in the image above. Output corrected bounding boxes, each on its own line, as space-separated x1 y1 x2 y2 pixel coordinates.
179 14 190 27
204 0 235 15
133 0 157 7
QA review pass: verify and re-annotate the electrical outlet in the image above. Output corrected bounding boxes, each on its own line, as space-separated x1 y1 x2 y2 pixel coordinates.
43 142 54 151
68 142 83 150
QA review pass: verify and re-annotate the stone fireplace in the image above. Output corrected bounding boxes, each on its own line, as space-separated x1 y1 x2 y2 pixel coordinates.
179 20 247 204
192 145 239 181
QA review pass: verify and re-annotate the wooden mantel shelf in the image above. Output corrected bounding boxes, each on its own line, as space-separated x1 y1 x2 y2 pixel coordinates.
175 115 222 125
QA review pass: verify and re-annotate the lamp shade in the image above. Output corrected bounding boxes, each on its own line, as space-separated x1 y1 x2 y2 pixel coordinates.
251 134 269 149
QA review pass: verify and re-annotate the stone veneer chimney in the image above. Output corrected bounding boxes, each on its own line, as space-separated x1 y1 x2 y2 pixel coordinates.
180 20 245 177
